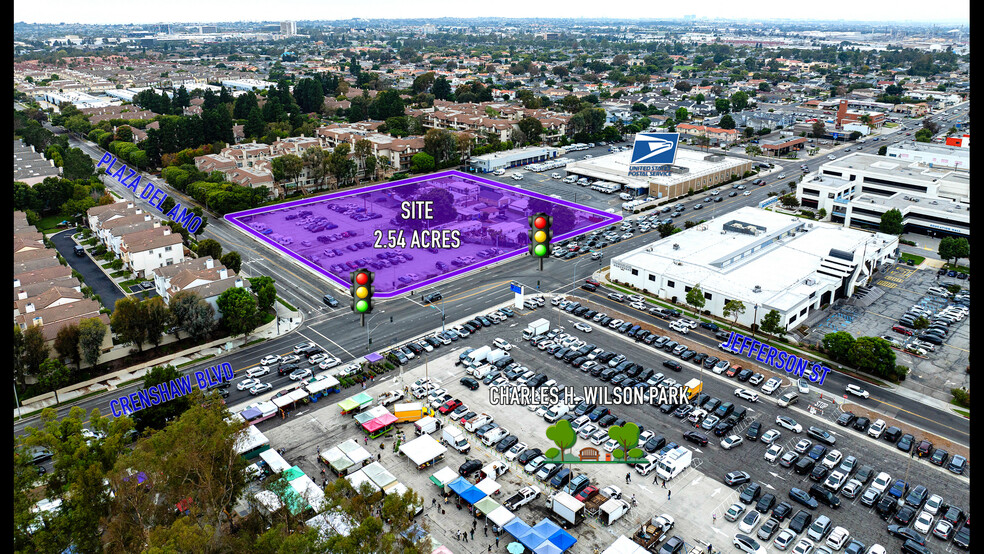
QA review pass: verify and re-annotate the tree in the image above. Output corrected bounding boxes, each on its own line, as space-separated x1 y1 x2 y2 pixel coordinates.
54 323 82 370
111 297 148 351
169 291 216 342
216 287 259 338
271 153 304 192
62 147 95 181
822 331 856 363
657 222 678 238
950 237 969 267
722 300 746 330
196 238 223 261
142 297 174 349
812 120 826 139
432 76 452 101
106 393 249 551
877 145 888 156
220 251 242 274
132 365 191 432
938 236 955 265
78 317 107 368
849 336 897 378
714 97 731 114
779 195 800 209
248 276 277 312
685 285 706 317
292 78 325 114
517 117 544 145
879 208 904 235
759 309 785 337
674 107 689 123
730 91 749 111
244 107 266 139
719 114 736 129
410 152 435 173
22 324 50 380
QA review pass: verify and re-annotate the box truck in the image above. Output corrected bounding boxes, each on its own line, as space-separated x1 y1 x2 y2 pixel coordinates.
414 416 442 436
655 446 692 481
393 403 432 423
684 379 702 401
583 485 622 516
523 318 551 340
486 348 508 364
547 491 585 528
465 345 491 367
599 498 632 526
441 427 471 454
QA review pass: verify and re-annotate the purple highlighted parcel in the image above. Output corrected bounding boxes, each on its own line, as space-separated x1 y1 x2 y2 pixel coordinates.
225 170 622 297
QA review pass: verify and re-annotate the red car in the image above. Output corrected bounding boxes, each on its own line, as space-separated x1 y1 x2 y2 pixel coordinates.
439 399 463 414
574 485 598 502
892 325 914 336
568 245 581 252
585 278 601 287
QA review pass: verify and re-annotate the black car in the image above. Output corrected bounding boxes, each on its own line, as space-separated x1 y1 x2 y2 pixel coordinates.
836 412 857 426
896 433 915 453
807 426 836 445
739 483 762 504
693 352 708 365
683 431 708 446
517 448 542 465
894 505 917 525
460 377 480 390
755 493 777 514
673 404 695 418
809 464 829 482
808 484 840 509
952 522 970 550
644 435 667 453
788 510 813 534
458 459 483 476
736 369 753 381
771 502 793 522
746 421 762 441
496 435 519 452
930 449 950 466
887 525 926 545
876 496 898 520
598 414 618 427
852 417 871 432
883 426 903 443
663 360 682 372
793 457 816 475
904 485 929 508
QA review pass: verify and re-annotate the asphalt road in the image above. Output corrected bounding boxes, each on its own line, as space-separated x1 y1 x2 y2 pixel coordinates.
48 229 126 312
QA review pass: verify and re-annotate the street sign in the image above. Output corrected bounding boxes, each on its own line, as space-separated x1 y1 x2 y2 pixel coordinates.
510 283 522 294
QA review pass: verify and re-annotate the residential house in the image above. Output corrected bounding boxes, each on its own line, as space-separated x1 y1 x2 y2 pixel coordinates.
119 226 184 278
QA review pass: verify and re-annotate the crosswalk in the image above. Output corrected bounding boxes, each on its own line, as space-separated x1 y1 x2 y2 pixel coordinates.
876 267 915 289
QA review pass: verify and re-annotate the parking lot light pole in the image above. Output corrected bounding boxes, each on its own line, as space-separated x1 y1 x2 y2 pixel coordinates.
365 310 386 353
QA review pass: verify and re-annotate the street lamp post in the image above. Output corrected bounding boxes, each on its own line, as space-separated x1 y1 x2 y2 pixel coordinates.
13 379 22 420
423 289 446 335
571 252 601 294
365 310 386 353
751 304 759 339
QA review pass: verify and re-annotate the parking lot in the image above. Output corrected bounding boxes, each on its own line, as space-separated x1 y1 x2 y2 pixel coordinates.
258 301 968 553
806 265 970 403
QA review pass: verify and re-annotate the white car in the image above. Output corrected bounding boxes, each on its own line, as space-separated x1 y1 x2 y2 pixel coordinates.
760 429 782 445
775 415 803 433
506 442 528 461
237 378 261 391
825 527 850 550
871 472 892 494
247 366 271 378
742 191 751 196
764 444 784 463
511 173 524 180
761 377 782 395
774 529 797 551
550 173 562 179
260 354 281 366
603 439 620 453
924 494 945 515
735 388 759 403
721 435 744 450
738 510 762 534
845 384 869 398
319 357 341 370
797 379 810 394
913 511 935 534
824 470 847 492
590 429 609 445
867 419 887 439
493 338 512 351
573 322 593 333
791 538 815 554
821 449 843 469
577 423 598 439
794 439 812 453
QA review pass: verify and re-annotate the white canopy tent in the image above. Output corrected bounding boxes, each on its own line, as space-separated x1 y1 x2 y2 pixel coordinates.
398 434 447 468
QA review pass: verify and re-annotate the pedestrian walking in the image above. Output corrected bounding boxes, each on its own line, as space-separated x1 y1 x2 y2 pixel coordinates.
496 535 500 547
484 527 488 537
464 532 468 544
471 529 475 540
662 478 666 488
316 446 320 456
708 543 713 553
488 545 492 552
625 472 631 484
654 473 659 484
712 513 717 524
364 436 368 445
667 490 671 500
320 468 326 477
432 498 437 507
378 453 382 461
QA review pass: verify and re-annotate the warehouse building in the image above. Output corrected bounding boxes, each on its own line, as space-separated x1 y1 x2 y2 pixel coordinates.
467 146 560 173
886 141 970 170
798 152 970 238
564 148 751 200
610 206 898 330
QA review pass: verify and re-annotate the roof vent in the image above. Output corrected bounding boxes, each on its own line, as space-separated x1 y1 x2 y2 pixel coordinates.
753 285 762 293
672 243 680 250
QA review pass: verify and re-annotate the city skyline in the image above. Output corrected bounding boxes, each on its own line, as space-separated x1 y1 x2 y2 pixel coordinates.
14 0 972 26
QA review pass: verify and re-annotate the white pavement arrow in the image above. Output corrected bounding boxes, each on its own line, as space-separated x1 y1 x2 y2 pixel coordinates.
711 487 722 497
764 483 776 490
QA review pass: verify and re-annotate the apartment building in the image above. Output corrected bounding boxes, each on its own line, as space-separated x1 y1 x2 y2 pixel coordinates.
151 256 244 317
119 227 185 278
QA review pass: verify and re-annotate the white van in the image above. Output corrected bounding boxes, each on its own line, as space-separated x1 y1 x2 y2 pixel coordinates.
493 168 506 176
619 193 633 201
634 454 661 476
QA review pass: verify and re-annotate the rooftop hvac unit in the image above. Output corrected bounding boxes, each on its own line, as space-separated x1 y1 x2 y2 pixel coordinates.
753 285 762 293
672 243 680 250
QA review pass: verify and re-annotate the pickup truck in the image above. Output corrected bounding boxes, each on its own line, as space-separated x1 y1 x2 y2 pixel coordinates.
503 485 541 511
377 390 405 407
582 485 623 515
633 513 676 550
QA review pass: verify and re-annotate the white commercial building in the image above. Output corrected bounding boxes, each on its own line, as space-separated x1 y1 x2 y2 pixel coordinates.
885 141 970 171
610 207 898 331
798 152 970 238
468 146 561 173
220 79 277 92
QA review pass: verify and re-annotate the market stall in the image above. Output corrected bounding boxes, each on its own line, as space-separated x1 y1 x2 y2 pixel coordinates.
398 434 447 469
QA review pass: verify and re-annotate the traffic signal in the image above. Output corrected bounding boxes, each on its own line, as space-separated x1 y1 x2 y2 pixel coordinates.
528 212 552 260
350 269 375 315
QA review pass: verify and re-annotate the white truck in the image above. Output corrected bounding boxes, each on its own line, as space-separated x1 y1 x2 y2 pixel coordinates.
466 345 492 367
464 413 493 432
414 416 442 436
634 454 661 476
441 427 471 454
486 348 508 365
504 485 541 511
548 491 585 528
523 318 551 340
469 364 493 379
599 497 632 526
480 461 509 480
655 446 692 481
377 390 405 407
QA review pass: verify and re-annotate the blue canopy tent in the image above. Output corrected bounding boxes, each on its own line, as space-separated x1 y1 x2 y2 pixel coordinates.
503 518 533 540
532 540 565 554
547 528 577 551
460 485 488 505
448 477 472 496
516 527 552 550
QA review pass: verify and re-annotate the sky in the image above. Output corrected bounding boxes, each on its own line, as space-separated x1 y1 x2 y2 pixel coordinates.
13 0 972 26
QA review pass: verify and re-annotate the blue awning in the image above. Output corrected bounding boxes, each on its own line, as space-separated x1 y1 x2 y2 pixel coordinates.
448 477 472 495
460 486 488 505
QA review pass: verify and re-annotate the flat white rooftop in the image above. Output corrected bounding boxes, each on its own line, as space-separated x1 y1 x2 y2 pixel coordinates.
566 148 748 187
613 206 897 311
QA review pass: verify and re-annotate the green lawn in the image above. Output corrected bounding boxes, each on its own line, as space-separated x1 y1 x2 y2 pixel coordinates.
943 263 971 274
899 253 926 265
276 296 298 312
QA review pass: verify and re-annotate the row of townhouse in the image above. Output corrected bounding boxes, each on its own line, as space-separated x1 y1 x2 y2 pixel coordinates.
86 201 185 278
13 211 114 357
151 256 245 316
